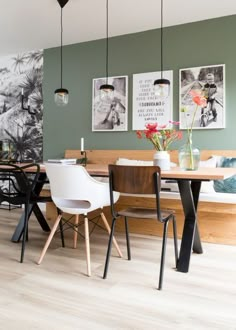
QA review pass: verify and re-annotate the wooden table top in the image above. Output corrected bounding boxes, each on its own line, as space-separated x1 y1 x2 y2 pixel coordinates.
85 164 236 180
1 163 236 181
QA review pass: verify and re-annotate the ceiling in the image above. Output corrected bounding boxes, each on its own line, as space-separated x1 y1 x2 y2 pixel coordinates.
0 0 236 57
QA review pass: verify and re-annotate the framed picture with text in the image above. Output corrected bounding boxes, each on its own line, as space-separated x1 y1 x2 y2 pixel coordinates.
179 64 225 129
132 70 173 130
92 75 128 132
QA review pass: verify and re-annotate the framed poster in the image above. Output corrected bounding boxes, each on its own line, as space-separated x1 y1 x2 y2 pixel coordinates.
179 64 225 129
92 75 128 132
132 70 173 130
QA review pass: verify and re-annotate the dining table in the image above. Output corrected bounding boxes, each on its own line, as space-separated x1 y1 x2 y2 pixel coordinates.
86 164 236 273
8 163 236 273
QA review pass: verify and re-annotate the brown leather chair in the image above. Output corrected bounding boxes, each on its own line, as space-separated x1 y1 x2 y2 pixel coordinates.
103 164 178 290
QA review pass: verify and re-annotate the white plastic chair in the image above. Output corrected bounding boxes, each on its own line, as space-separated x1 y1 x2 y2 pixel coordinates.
37 163 122 276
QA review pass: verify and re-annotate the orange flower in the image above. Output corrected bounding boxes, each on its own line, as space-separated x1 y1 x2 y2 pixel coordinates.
190 90 207 107
181 90 207 169
177 131 183 139
136 130 142 139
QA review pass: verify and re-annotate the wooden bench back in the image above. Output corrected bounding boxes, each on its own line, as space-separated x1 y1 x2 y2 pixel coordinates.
65 149 236 165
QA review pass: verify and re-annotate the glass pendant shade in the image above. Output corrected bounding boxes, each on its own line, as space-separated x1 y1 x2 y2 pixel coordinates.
100 84 114 101
54 88 69 106
154 78 170 99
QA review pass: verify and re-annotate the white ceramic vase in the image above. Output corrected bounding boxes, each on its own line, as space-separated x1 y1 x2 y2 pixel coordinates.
153 151 170 170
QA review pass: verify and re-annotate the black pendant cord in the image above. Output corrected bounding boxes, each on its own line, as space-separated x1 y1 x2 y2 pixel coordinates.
60 7 63 89
100 0 114 92
153 0 170 91
160 0 163 79
105 0 109 85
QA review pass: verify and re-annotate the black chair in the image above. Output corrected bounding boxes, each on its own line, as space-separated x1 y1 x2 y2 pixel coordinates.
103 165 179 290
0 162 51 263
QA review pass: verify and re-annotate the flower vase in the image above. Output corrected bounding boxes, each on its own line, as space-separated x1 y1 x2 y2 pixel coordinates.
153 151 170 170
178 134 200 170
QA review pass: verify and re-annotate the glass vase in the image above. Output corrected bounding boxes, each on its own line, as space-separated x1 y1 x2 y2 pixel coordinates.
178 134 200 171
153 151 170 170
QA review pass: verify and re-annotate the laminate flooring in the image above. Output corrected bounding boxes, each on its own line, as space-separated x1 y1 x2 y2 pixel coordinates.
0 209 235 330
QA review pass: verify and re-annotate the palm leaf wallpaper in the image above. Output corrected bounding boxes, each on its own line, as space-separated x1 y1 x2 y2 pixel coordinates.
0 49 43 162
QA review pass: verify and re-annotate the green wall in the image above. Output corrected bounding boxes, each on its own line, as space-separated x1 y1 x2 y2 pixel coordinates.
43 15 236 160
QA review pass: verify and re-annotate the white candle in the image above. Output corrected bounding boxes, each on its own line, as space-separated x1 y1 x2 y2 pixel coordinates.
27 99 30 106
81 137 84 152
21 88 24 95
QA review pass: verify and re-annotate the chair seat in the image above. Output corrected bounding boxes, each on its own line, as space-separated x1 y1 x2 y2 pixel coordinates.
118 207 174 221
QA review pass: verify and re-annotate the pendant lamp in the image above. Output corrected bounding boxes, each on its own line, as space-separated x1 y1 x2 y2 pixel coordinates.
100 0 114 100
154 0 170 99
54 0 69 106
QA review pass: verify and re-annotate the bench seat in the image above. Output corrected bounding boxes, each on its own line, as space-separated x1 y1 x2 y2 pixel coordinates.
44 149 236 245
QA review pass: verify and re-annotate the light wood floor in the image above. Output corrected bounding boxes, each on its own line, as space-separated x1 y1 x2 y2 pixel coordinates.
0 208 236 330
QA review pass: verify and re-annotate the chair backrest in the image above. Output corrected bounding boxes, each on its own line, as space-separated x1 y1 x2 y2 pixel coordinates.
0 162 40 205
45 163 114 212
108 165 162 218
108 164 161 195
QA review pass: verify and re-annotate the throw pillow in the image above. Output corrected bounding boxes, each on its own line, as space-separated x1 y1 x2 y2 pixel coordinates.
116 158 153 166
199 157 217 193
116 158 177 167
161 157 217 193
213 157 236 193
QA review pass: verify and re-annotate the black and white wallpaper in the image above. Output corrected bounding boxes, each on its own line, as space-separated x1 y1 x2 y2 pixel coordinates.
0 49 43 162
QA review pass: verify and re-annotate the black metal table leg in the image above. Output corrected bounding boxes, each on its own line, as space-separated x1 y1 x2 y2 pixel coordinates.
11 172 51 243
11 204 34 242
11 204 51 242
191 181 203 254
32 204 51 232
177 179 203 273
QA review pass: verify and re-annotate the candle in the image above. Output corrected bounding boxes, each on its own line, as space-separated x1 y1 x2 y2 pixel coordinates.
21 88 24 95
81 137 84 152
27 99 30 106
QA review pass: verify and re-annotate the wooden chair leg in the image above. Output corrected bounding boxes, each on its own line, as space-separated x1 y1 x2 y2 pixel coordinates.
84 217 91 276
100 212 123 258
73 214 79 249
37 214 62 265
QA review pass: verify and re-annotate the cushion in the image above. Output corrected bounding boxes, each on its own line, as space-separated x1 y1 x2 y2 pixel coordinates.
116 158 153 166
213 157 236 193
116 158 177 167
199 157 217 193
161 157 217 194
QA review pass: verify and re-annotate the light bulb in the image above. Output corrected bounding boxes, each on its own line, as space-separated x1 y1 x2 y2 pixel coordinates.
100 84 114 101
54 88 69 106
153 79 170 99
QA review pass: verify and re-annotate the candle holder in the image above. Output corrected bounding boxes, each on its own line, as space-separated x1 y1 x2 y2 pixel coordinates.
21 94 36 115
78 150 87 167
